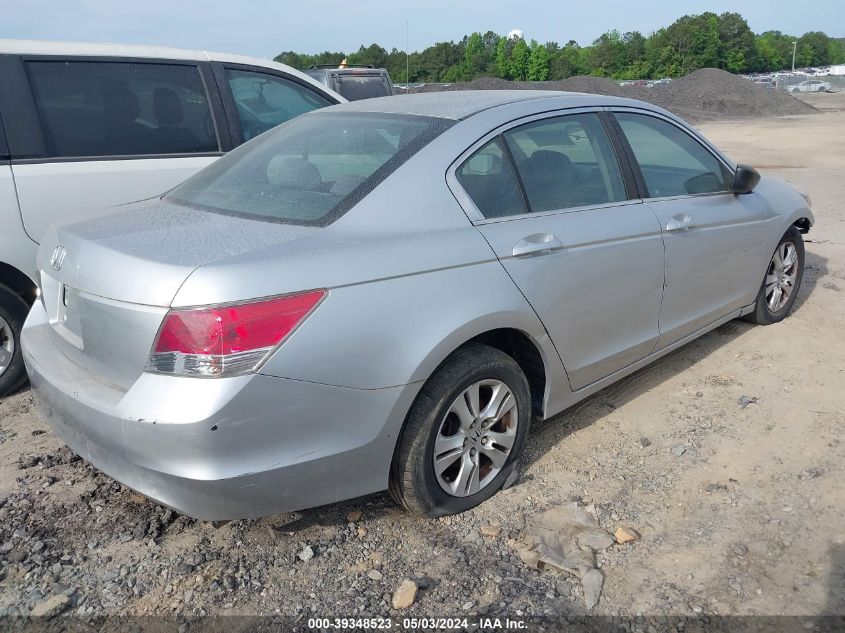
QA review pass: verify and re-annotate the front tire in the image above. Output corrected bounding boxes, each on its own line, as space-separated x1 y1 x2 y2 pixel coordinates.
390 344 531 517
0 284 30 397
744 226 805 325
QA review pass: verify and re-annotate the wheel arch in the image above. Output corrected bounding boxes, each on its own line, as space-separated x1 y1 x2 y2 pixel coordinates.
462 329 547 422
0 261 37 305
407 313 564 423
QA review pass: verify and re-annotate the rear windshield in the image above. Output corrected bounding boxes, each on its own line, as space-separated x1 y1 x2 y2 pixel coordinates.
167 112 452 226
334 74 393 100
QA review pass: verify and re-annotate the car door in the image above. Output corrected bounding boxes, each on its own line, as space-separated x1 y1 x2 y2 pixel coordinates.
5 55 228 244
611 109 774 349
211 63 337 144
451 110 665 391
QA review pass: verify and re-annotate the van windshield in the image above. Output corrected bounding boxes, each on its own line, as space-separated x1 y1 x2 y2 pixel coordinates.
167 111 452 226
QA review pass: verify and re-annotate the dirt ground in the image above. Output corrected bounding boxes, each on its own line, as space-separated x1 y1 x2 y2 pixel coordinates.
1 93 843 622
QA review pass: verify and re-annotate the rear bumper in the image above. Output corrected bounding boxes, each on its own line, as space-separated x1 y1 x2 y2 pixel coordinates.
22 304 420 520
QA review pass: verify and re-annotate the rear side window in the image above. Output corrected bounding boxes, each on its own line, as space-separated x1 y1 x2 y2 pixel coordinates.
167 112 452 226
456 138 526 219
25 61 218 158
615 113 731 197
225 69 332 141
504 113 627 213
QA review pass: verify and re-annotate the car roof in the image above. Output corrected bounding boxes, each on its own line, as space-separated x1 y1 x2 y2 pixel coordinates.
325 90 658 120
0 39 342 100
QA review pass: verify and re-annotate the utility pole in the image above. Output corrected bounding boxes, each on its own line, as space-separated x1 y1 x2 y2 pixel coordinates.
405 19 410 88
791 41 797 72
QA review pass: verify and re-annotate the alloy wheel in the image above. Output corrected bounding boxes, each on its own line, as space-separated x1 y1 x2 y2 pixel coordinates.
432 379 518 497
766 241 799 312
0 315 14 377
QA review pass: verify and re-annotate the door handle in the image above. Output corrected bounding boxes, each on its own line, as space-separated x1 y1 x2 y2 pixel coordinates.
512 233 564 257
665 214 696 232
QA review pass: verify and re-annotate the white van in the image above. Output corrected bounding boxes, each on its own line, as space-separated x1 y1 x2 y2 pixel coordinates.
0 40 343 395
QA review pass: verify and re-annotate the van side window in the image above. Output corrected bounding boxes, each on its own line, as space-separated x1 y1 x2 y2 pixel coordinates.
25 61 219 158
225 69 332 141
0 112 8 159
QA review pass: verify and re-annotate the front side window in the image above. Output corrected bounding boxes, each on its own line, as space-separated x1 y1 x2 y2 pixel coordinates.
615 113 731 198
167 112 452 226
503 113 627 213
26 61 218 158
226 69 332 141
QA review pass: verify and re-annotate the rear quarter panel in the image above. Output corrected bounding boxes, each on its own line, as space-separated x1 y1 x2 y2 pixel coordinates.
258 256 565 395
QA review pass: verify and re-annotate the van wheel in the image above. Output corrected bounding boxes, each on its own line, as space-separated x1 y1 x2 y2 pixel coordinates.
0 284 30 397
743 227 805 325
390 344 531 517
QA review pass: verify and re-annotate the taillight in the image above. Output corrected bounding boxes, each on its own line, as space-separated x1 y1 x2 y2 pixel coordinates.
146 290 326 377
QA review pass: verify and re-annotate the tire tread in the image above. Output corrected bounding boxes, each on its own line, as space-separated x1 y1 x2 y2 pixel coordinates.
389 343 530 517
0 284 31 397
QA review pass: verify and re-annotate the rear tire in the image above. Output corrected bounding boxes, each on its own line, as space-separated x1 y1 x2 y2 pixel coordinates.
389 344 531 517
743 226 805 325
0 284 30 398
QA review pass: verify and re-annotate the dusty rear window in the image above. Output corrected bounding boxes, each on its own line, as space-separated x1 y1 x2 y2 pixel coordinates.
167 111 452 226
334 74 393 100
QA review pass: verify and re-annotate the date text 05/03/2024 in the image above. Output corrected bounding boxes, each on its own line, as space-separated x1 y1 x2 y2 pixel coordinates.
307 617 528 629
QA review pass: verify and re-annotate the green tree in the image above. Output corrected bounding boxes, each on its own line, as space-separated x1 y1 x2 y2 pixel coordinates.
549 40 581 79
624 32 647 63
798 31 833 65
414 41 463 82
527 40 550 81
716 12 756 72
510 37 531 81
348 43 389 69
587 30 628 77
385 48 410 84
828 38 845 64
754 31 791 71
481 31 500 74
274 50 346 70
273 15 842 84
494 36 511 78
644 29 683 78
463 32 485 80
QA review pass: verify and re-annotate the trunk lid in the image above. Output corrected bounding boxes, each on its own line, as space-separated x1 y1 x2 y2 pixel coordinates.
37 198 319 389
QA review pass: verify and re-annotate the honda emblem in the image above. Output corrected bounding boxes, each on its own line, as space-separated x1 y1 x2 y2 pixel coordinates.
50 245 67 271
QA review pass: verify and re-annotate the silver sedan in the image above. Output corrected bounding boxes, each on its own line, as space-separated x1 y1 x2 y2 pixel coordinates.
22 91 813 519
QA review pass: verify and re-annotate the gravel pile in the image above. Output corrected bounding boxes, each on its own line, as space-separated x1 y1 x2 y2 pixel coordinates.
558 76 624 96
624 68 816 120
410 68 815 121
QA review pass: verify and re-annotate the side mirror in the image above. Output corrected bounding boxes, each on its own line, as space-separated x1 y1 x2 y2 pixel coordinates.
731 164 761 194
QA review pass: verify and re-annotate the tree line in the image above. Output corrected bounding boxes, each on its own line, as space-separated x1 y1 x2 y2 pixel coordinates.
276 12 845 83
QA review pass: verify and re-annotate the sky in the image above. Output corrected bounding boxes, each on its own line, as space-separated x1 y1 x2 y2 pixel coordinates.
3 0 844 60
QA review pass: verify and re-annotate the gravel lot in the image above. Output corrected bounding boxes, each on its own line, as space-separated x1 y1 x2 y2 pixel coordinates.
1 94 843 623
